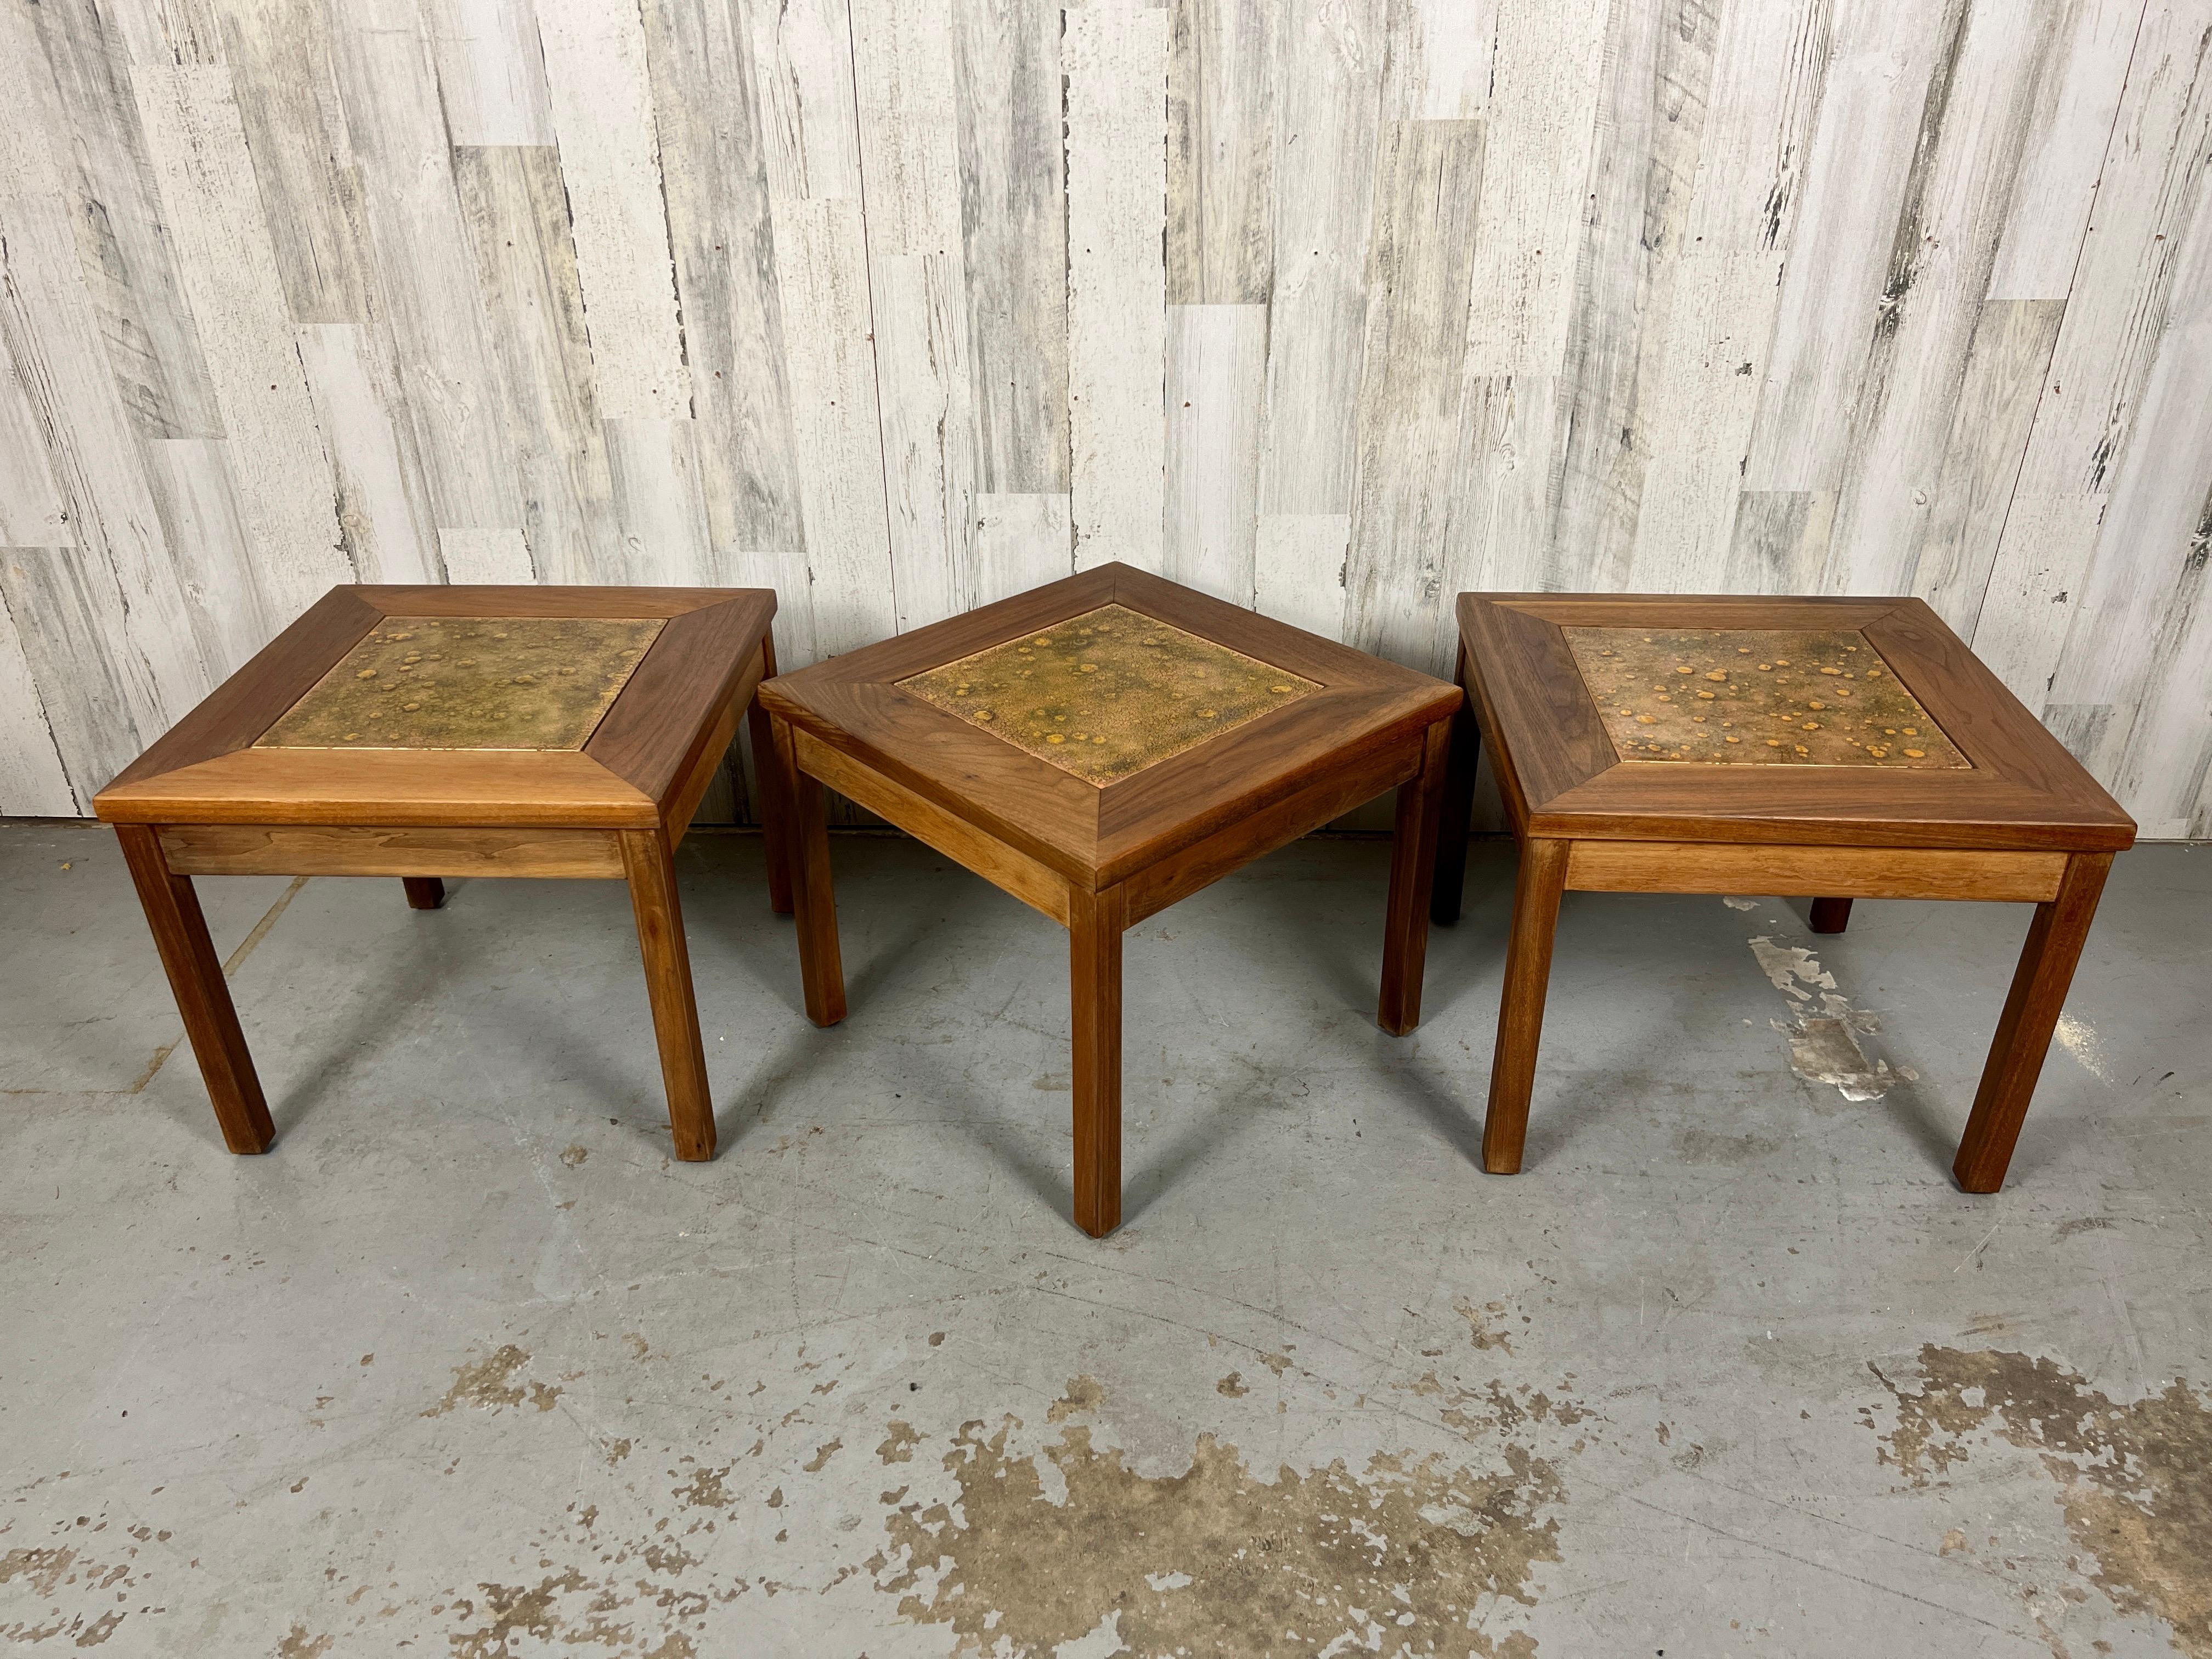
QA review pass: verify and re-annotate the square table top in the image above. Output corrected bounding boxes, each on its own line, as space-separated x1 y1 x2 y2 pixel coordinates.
94 586 775 828
1456 593 2134 852
761 564 1462 884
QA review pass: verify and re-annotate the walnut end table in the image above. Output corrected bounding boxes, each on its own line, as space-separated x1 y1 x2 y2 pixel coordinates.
1431 594 2135 1190
93 585 788 1162
757 563 1463 1236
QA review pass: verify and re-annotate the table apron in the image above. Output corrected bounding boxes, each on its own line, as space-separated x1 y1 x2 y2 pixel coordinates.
790 728 1075 926
1562 839 2068 902
156 823 628 879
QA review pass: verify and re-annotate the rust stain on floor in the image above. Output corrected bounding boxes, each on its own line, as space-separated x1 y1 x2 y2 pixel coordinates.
1872 1345 2212 1657
872 1415 1566 1656
420 1345 563 1418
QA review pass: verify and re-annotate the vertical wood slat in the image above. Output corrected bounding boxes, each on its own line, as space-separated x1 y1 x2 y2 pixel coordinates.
0 0 2209 840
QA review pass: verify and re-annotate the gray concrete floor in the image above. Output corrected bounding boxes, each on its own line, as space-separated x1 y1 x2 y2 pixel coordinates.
1 820 2207 1658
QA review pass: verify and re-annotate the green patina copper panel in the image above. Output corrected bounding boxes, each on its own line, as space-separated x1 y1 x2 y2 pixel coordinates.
255 616 665 751
1563 627 1970 768
898 603 1320 785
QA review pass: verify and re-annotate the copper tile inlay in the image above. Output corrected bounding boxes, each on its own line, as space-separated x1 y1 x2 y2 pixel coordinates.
1563 627 1970 768
255 616 665 751
898 603 1320 785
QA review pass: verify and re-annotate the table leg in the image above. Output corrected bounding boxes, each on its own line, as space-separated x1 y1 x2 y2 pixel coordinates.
620 827 716 1161
769 712 846 1026
1070 884 1125 1238
1430 647 1481 927
748 633 795 916
1380 719 1453 1035
402 877 446 910
1809 897 1852 933
114 825 274 1154
1953 852 2113 1193
1481 836 1570 1175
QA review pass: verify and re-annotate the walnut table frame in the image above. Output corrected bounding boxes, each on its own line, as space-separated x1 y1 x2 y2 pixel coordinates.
1431 594 2135 1191
92 585 789 1162
757 563 1463 1237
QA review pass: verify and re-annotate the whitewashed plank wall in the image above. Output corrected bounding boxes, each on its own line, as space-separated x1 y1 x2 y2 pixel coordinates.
2 0 2209 836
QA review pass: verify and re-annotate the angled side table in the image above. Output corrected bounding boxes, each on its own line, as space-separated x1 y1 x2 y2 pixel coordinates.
1431 594 2135 1190
758 564 1463 1236
93 585 788 1161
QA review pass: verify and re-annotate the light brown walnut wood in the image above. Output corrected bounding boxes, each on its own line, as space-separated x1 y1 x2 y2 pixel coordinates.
1953 851 2114 1192
402 877 445 910
1563 841 2067 902
158 824 628 878
620 828 716 1161
1379 720 1451 1035
1481 837 1570 1176
115 825 274 1154
1070 883 1126 1238
794 727 1074 926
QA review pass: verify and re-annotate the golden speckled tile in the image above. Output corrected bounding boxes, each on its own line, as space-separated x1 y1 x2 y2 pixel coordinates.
255 616 665 750
898 604 1319 785
1564 627 1971 768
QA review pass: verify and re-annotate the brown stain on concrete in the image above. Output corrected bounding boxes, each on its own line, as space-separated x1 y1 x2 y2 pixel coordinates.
877 1421 921 1464
1874 1345 2212 1657
1217 1371 1248 1397
1453 1297 1516 1354
875 1419 1564 1656
276 1624 334 1657
421 1345 563 1418
1047 1374 1104 1422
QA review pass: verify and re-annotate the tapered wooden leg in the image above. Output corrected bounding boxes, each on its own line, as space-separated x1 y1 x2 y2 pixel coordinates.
1380 719 1453 1035
1808 896 1851 933
747 634 794 916
1431 648 1481 927
1070 884 1126 1238
114 825 274 1154
620 828 716 1161
1481 837 1571 1175
402 877 446 910
769 712 846 1026
1953 853 2113 1193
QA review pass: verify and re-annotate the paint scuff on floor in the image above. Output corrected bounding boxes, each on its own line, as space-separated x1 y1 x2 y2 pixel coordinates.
871 1407 1570 1656
1870 1345 2212 1657
1747 933 1900 1101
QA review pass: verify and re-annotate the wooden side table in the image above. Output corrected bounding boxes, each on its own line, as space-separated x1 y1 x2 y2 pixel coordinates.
757 563 1463 1235
1431 594 2135 1190
92 585 787 1161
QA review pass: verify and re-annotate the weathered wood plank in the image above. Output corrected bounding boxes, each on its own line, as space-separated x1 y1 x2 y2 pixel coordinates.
0 578 78 815
330 0 524 540
533 0 691 422
131 64 352 626
437 526 536 585
1254 0 1384 521
974 491 1071 607
0 193 210 738
1252 512 1347 640
743 0 864 202
644 0 806 554
450 144 617 586
1168 0 1275 304
951 0 1066 493
208 0 373 323
424 0 555 146
606 416 715 586
851 0 962 256
294 321 439 585
874 251 980 631
1462 0 1607 377
0 548 154 797
771 194 894 661
1345 119 1483 673
24 0 223 438
142 437 268 673
1165 302 1266 606
1381 0 1497 120
1067 5 1169 573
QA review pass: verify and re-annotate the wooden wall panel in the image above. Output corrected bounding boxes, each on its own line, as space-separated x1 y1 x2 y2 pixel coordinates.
0 0 2206 838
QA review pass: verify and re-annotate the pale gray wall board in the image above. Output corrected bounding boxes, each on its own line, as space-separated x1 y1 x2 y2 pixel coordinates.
1 0 2209 837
